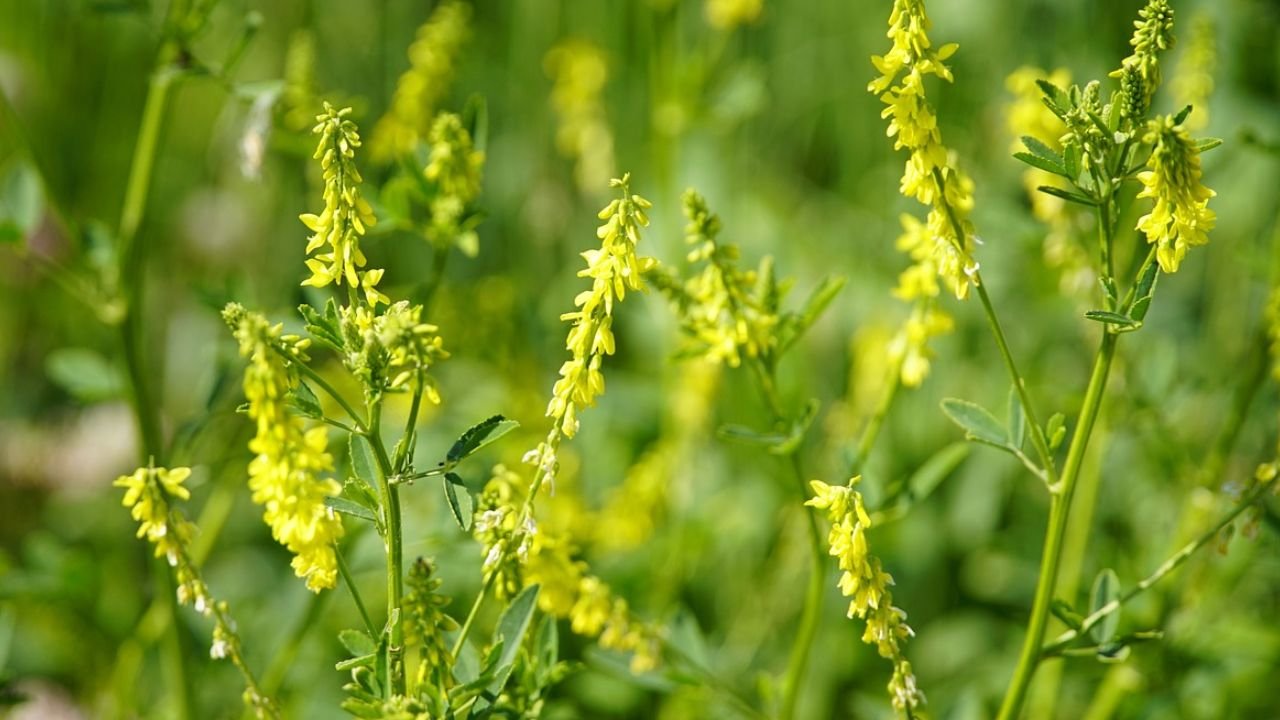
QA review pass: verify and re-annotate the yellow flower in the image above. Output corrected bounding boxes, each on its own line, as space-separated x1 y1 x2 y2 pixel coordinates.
224 304 345 592
547 174 656 438
424 112 484 255
705 0 762 29
871 0 976 309
1135 116 1215 274
115 465 194 568
370 0 471 161
1170 13 1215 133
300 103 383 305
807 477 924 714
545 40 615 192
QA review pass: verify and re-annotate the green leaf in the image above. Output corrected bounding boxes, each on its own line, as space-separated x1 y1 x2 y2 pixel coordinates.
339 629 377 657
1194 137 1223 153
906 442 969 503
299 301 344 351
0 161 44 245
1021 136 1063 165
1007 386 1026 451
1036 79 1070 116
1172 104 1193 126
716 424 790 447
472 585 540 714
1013 151 1068 176
1083 310 1139 328
350 434 377 485
1036 184 1097 206
442 472 473 531
1063 142 1082 180
940 398 1009 447
325 496 377 523
287 381 324 420
1089 569 1121 645
778 275 846 352
335 652 377 672
447 415 519 464
45 348 124 403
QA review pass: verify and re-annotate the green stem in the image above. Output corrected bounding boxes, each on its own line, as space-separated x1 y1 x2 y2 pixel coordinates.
744 357 824 720
929 167 1056 483
997 331 1118 720
1041 475 1278 657
260 590 332 697
365 398 405 697
450 573 496 658
779 451 825 720
847 358 902 478
336 545 378 639
283 350 368 431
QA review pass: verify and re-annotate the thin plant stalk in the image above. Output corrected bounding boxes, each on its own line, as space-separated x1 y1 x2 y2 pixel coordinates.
997 331 1119 720
365 397 406 696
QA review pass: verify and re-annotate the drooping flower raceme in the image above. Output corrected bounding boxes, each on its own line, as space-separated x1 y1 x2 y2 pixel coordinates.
1136 116 1216 274
806 478 924 714
117 464 276 716
370 0 471 161
223 303 345 592
300 104 387 306
472 466 660 672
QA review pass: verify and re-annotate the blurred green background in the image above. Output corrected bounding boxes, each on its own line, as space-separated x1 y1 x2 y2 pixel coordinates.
2 0 1280 718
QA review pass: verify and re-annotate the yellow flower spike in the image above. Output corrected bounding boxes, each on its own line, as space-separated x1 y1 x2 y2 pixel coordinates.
807 475 924 714
545 40 616 192
223 304 344 592
370 0 472 161
1135 116 1216 273
301 103 379 299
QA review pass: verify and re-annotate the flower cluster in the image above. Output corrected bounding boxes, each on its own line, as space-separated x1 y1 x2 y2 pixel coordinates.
545 174 655 440
300 104 386 305
404 557 459 688
869 0 976 303
117 465 276 716
116 465 207 606
889 300 953 388
806 478 923 715
370 0 471 161
705 0 762 29
668 189 778 367
224 303 345 592
474 468 661 673
1136 116 1216 274
424 112 484 255
545 40 615 192
340 301 449 399
1112 0 1175 116
1171 13 1216 133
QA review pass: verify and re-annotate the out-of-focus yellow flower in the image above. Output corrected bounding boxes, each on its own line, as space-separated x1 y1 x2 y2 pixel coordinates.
300 104 385 306
424 112 484 255
371 0 471 160
705 0 762 29
1171 13 1215 133
1135 116 1215 273
473 467 661 673
806 477 923 714
545 40 615 193
224 304 344 592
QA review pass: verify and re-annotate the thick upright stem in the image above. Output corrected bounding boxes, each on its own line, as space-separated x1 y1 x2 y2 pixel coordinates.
997 332 1118 720
366 400 405 697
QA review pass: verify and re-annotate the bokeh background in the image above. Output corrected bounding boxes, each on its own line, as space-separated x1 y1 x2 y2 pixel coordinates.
2 0 1280 718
